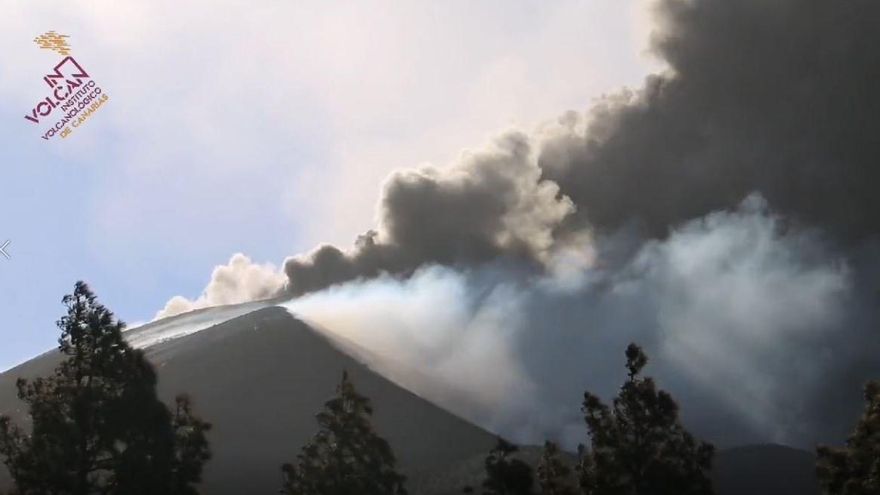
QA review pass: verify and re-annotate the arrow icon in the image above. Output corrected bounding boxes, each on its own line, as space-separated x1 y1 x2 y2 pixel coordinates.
0 240 10 260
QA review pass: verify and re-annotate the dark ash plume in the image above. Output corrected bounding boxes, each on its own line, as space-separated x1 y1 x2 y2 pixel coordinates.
164 0 880 449
283 0 880 296
540 0 880 240
283 132 572 295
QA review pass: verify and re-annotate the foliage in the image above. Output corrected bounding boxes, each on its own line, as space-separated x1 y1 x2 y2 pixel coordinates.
577 343 714 495
536 441 577 495
282 371 407 495
0 282 211 495
817 380 880 495
465 437 535 495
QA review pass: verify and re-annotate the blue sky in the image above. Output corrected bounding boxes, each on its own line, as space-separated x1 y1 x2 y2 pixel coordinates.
0 0 652 370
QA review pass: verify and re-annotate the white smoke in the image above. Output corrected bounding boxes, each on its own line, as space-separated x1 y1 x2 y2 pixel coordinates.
156 253 285 319
147 0 880 449
284 196 854 448
283 265 542 440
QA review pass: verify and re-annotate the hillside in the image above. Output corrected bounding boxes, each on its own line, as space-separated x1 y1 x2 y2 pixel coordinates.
0 304 822 494
0 306 497 494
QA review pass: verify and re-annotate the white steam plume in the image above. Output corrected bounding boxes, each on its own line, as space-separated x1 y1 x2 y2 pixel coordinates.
156 253 285 319
284 196 856 448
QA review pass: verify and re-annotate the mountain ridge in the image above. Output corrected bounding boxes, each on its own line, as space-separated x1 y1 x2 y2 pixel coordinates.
0 304 821 494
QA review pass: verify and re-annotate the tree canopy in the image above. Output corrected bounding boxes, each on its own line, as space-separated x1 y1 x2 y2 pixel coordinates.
282 371 407 495
0 281 211 495
817 380 880 495
577 343 715 495
536 441 577 495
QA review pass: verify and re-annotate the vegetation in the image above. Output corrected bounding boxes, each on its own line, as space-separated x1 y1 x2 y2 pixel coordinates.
817 380 880 495
0 282 211 495
577 343 715 495
281 371 407 495
536 441 577 495
464 437 536 495
1 284 877 495
469 343 714 495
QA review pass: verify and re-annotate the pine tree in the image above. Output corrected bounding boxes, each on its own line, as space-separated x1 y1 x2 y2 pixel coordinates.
577 343 714 495
816 380 880 495
281 371 407 495
169 395 213 495
536 441 576 495
0 281 211 495
466 437 535 495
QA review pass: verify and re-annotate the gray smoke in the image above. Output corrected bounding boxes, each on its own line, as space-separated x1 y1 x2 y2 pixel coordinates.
285 197 879 449
165 0 880 447
283 132 572 295
283 0 880 294
540 0 880 240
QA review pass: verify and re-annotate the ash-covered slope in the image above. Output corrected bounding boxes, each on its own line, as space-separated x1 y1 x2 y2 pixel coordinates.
0 304 824 494
0 305 496 494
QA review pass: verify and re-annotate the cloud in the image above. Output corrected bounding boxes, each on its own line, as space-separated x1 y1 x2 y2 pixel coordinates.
282 131 574 295
156 254 285 319
149 0 880 449
286 197 870 448
0 0 652 263
539 0 880 240
272 0 880 298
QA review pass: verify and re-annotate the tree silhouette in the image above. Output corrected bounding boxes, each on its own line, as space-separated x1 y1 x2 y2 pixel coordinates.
536 441 576 495
816 380 880 495
577 343 714 495
169 395 213 495
465 437 535 495
0 281 211 495
281 371 407 495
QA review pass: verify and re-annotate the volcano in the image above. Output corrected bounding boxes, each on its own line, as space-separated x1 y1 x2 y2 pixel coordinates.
0 303 819 494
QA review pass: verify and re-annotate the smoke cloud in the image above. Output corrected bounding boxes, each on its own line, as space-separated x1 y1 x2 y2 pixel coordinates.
277 0 880 296
540 0 880 239
160 0 880 447
278 0 880 296
157 254 285 319
282 132 573 295
285 197 876 448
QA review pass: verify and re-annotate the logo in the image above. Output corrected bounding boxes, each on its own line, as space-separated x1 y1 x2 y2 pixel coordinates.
33 31 72 56
25 32 110 141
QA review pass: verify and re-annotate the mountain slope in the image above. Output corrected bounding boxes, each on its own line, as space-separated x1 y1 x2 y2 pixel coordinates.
0 304 823 494
0 306 497 494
